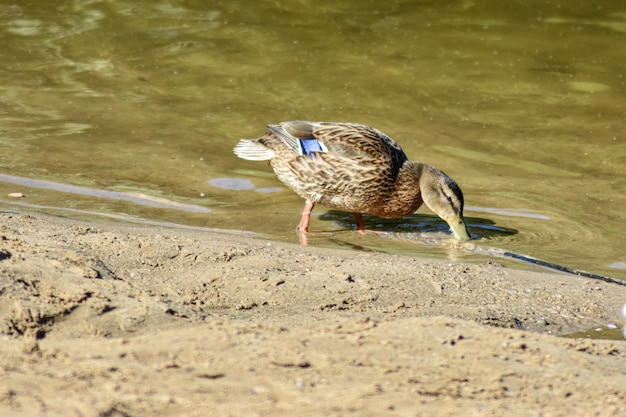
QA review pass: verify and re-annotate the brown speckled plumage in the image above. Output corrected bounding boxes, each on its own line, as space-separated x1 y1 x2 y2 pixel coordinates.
234 121 470 239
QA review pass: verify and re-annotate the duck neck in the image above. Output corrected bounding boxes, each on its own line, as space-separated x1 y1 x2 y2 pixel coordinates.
415 163 440 212
368 161 425 218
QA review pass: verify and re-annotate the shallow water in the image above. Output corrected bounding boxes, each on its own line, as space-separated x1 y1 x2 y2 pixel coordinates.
0 0 625 281
563 324 625 341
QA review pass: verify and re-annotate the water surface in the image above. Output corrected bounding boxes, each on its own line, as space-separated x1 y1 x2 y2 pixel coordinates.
1 0 625 280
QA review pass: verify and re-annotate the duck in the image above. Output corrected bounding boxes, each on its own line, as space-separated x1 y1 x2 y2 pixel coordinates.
234 121 471 240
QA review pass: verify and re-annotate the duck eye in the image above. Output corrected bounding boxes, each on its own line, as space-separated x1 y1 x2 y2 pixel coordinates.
446 195 453 203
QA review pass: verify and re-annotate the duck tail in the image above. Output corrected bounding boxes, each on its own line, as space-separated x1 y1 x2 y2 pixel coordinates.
233 139 275 161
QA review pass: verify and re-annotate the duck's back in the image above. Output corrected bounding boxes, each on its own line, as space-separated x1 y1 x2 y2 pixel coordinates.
262 121 412 213
272 121 406 164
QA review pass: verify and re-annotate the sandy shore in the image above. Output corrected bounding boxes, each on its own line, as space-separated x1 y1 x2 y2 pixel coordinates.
1 209 625 416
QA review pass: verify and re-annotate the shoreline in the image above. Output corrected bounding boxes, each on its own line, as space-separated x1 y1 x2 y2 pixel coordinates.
1 209 625 416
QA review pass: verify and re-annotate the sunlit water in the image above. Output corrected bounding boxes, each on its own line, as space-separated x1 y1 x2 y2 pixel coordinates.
563 324 625 341
1 1 625 282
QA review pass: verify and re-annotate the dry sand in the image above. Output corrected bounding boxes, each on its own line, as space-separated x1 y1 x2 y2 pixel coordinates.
1 209 625 416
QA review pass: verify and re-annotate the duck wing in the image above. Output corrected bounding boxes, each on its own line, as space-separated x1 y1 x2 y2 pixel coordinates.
270 121 407 168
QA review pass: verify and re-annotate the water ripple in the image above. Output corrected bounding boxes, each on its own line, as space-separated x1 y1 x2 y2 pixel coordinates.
0 174 210 213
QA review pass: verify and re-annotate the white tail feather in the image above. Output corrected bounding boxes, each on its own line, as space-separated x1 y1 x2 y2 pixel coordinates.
233 140 275 161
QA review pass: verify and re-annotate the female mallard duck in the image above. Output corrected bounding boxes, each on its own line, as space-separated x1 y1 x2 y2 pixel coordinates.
234 121 471 240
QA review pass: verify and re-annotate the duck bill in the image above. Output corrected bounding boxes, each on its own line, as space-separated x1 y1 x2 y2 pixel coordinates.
445 215 471 240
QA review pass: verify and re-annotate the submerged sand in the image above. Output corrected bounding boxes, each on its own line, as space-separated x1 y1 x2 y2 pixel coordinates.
1 210 625 416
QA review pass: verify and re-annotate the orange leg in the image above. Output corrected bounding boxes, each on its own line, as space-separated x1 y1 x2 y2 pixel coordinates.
296 200 315 233
298 203 365 237
354 213 365 234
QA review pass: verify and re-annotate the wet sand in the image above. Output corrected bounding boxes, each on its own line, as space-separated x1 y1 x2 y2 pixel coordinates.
1 209 625 416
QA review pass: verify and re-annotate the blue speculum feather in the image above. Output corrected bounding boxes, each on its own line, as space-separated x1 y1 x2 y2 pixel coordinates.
300 138 323 155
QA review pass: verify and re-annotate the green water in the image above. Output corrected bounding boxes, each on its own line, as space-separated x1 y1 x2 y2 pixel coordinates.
563 324 625 341
0 0 625 281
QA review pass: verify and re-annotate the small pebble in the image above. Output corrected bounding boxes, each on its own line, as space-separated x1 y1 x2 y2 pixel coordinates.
8 193 25 198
